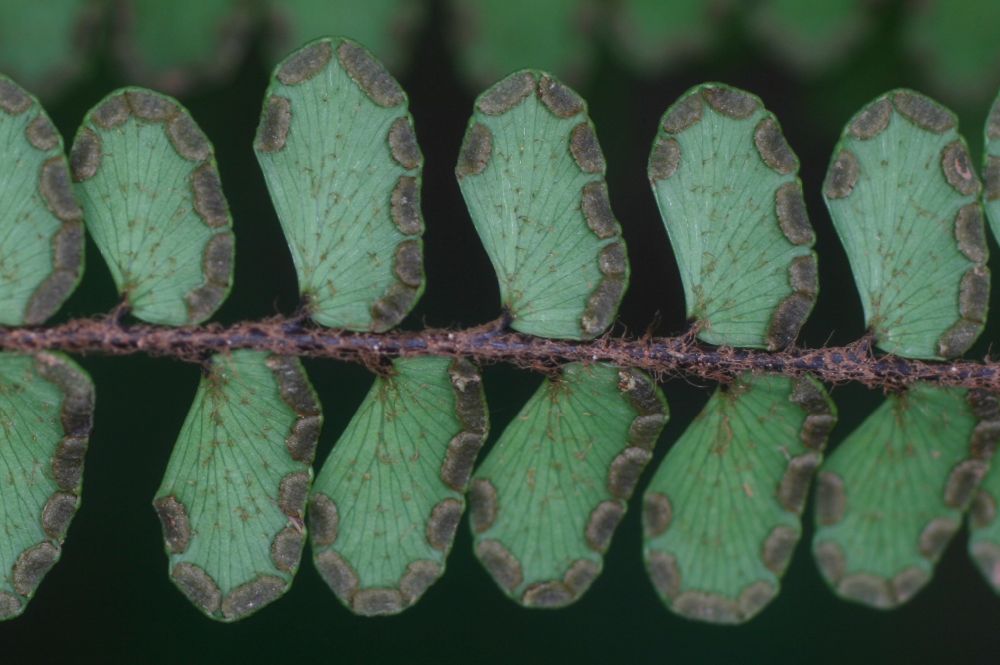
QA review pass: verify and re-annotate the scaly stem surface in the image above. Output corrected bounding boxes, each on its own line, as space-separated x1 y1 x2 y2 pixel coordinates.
1 317 998 391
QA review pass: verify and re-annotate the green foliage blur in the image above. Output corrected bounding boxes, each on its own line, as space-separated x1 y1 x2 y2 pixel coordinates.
2 0 1000 663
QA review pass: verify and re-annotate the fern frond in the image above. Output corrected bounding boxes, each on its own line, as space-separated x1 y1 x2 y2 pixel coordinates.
3 34 1000 629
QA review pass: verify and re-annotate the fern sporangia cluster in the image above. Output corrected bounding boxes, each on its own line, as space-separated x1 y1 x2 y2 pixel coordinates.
2 33 1000 625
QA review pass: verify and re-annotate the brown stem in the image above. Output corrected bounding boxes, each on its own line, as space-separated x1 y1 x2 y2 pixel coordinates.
0 317 998 391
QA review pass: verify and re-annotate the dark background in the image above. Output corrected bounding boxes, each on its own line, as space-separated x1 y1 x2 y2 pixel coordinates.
3 1 1000 662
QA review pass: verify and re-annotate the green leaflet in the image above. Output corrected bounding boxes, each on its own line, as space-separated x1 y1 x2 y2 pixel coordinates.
470 362 667 607
612 0 728 72
748 0 870 73
985 90 1000 243
255 37 425 332
457 70 628 340
0 0 95 99
0 75 84 325
309 357 488 616
903 0 1000 100
154 351 321 622
970 450 1000 594
449 0 595 87
114 0 252 94
70 88 234 326
824 90 989 360
264 0 424 74
812 385 1000 609
0 352 94 621
648 83 817 349
643 375 836 624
